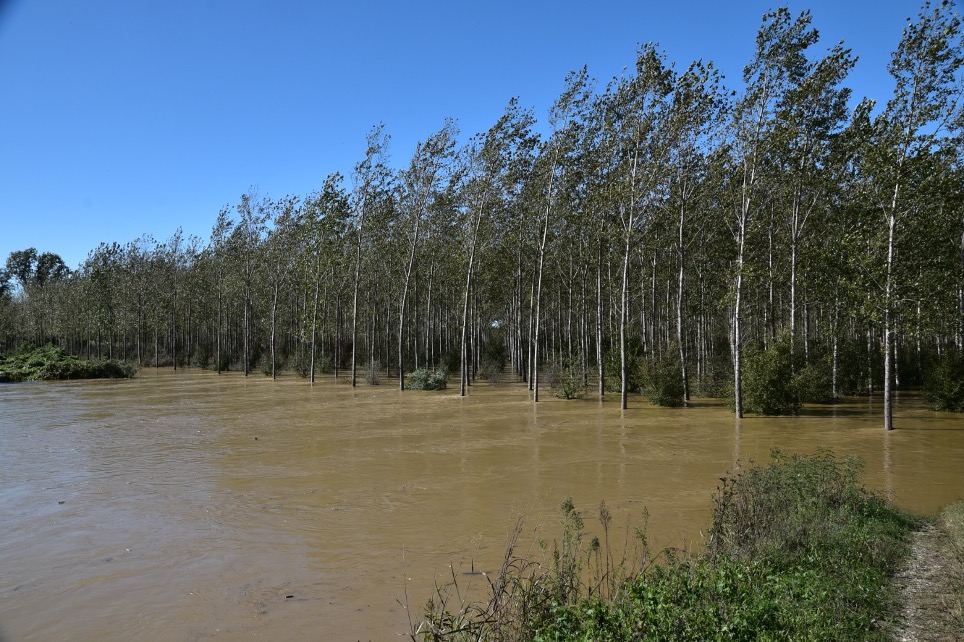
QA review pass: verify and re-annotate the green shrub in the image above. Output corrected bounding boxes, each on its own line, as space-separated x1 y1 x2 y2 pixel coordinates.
742 338 800 415
192 345 212 369
0 344 136 381
922 351 964 412
603 350 643 394
837 337 880 396
796 358 834 404
640 350 685 407
697 351 733 398
740 335 835 414
407 367 449 390
552 372 585 400
548 359 585 400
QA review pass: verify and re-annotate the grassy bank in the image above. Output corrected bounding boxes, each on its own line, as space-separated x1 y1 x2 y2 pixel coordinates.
0 344 136 382
412 451 922 641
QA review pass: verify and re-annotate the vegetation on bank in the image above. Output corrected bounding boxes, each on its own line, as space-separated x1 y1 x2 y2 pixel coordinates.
411 451 921 641
0 344 136 382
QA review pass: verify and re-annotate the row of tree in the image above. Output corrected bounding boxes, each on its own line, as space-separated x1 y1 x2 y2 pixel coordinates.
2 3 962 429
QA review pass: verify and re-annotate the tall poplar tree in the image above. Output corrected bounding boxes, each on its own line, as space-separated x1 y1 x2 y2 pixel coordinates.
863 0 963 429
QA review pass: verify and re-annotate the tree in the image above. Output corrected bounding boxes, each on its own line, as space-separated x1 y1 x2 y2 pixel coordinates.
266 196 302 380
862 0 963 429
459 99 537 396
532 68 593 402
396 120 459 390
728 8 821 418
5 248 38 290
772 40 855 359
605 45 674 410
350 124 394 387
664 60 728 402
303 173 350 383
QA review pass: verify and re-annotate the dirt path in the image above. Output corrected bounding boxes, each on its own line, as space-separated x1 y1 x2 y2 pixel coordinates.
895 524 961 642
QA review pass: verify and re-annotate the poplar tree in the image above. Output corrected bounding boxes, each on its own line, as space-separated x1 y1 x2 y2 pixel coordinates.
862 0 963 429
729 8 820 417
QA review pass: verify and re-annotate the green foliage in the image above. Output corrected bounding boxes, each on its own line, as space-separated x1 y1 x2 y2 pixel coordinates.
742 338 801 415
937 501 964 637
922 350 964 412
741 335 835 414
407 367 449 390
413 452 918 642
696 351 733 398
795 357 834 404
0 344 136 382
603 350 642 394
640 349 685 407
551 360 586 400
837 338 877 396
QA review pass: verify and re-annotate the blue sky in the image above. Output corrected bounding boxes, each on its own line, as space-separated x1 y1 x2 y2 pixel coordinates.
0 0 937 271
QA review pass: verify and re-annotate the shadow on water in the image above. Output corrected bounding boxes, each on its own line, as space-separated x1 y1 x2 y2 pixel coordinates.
799 406 874 418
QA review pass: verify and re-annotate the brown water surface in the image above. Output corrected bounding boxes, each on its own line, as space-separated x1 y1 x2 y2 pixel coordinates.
1 369 962 640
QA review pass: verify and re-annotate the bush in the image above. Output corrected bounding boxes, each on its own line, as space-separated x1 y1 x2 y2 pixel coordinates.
0 344 136 382
922 351 964 412
552 366 586 400
407 367 449 390
191 345 212 369
603 350 643 394
696 351 733 398
796 358 834 404
740 335 834 414
742 338 800 415
640 350 685 407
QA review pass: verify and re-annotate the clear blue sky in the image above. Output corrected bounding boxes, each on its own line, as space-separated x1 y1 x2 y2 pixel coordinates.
0 0 937 270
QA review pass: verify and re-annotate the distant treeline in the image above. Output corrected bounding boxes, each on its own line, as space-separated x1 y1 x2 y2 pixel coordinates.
1 4 961 428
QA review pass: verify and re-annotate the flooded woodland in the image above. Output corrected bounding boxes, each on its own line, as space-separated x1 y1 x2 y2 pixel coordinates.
2 369 962 641
2 3 963 639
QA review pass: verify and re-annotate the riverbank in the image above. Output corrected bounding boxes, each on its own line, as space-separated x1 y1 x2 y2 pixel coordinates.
0 344 136 382
412 452 962 642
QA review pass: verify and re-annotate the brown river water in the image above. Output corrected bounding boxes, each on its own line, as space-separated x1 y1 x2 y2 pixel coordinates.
1 368 962 641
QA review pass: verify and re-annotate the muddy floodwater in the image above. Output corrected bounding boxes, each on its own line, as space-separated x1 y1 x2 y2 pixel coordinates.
1 369 962 640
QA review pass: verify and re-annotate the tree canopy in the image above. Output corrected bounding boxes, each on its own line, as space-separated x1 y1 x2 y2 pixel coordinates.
2 2 961 428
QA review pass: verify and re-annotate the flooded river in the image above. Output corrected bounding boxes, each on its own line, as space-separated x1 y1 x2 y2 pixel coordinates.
1 368 962 640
